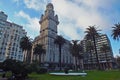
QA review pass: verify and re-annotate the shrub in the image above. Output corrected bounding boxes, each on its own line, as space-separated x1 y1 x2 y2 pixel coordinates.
64 67 69 74
28 62 40 72
1 59 30 80
36 67 47 74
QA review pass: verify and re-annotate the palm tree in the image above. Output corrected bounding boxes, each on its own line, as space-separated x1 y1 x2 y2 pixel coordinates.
78 43 84 70
71 40 80 70
54 35 66 71
86 40 94 69
20 36 32 62
33 44 45 64
85 26 101 70
116 55 120 69
112 23 120 40
100 44 110 69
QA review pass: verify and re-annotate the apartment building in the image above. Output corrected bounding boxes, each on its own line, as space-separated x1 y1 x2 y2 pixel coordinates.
82 34 114 69
0 11 26 62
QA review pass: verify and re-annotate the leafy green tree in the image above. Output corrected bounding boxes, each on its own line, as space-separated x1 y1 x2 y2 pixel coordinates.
33 44 45 64
85 26 101 70
2 59 13 72
71 40 80 70
20 36 32 62
2 59 31 80
54 35 66 71
112 23 120 40
78 43 84 70
100 44 110 69
28 60 40 72
116 55 120 69
86 40 94 69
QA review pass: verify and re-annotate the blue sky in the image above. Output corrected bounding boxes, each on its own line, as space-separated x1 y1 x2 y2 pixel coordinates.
0 0 120 57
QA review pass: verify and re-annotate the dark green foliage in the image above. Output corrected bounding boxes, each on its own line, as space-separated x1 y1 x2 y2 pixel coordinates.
2 59 16 72
54 35 66 71
36 67 47 74
100 44 111 69
20 36 32 51
85 40 94 69
100 44 110 53
54 35 66 46
20 36 32 62
116 56 120 69
28 61 40 72
27 61 47 74
0 62 3 69
112 23 120 40
86 40 94 52
33 44 45 63
85 26 101 70
71 40 80 57
64 67 69 74
70 40 83 70
1 59 31 79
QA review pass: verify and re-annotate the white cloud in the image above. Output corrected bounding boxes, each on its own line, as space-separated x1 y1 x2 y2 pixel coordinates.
13 0 120 40
12 0 50 11
23 0 50 11
15 11 40 39
51 0 119 40
58 23 83 40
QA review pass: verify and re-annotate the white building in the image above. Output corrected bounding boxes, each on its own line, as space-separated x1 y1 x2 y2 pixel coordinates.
31 3 75 70
0 11 27 62
82 34 114 69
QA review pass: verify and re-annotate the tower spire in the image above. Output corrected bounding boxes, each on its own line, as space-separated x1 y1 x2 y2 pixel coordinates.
39 3 59 36
46 3 54 10
39 3 59 25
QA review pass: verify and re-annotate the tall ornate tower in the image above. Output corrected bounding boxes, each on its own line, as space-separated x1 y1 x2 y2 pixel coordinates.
39 3 59 64
32 3 59 66
32 3 73 69
39 3 59 38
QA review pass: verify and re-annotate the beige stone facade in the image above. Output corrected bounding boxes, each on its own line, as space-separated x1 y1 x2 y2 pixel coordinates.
31 3 74 70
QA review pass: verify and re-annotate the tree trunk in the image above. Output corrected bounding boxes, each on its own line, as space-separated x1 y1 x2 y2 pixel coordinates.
81 59 84 70
26 50 31 63
75 57 77 71
35 54 38 61
26 50 30 63
93 36 100 70
39 54 41 65
59 45 62 71
26 50 28 62
90 50 93 69
23 50 27 62
105 51 109 69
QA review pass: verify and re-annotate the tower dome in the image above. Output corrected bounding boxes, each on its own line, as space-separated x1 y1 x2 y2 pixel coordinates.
46 3 54 10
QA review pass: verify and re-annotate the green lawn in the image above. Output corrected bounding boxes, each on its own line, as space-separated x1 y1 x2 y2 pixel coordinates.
29 70 120 80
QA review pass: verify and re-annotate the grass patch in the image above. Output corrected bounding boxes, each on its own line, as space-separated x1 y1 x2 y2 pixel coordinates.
29 70 120 80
